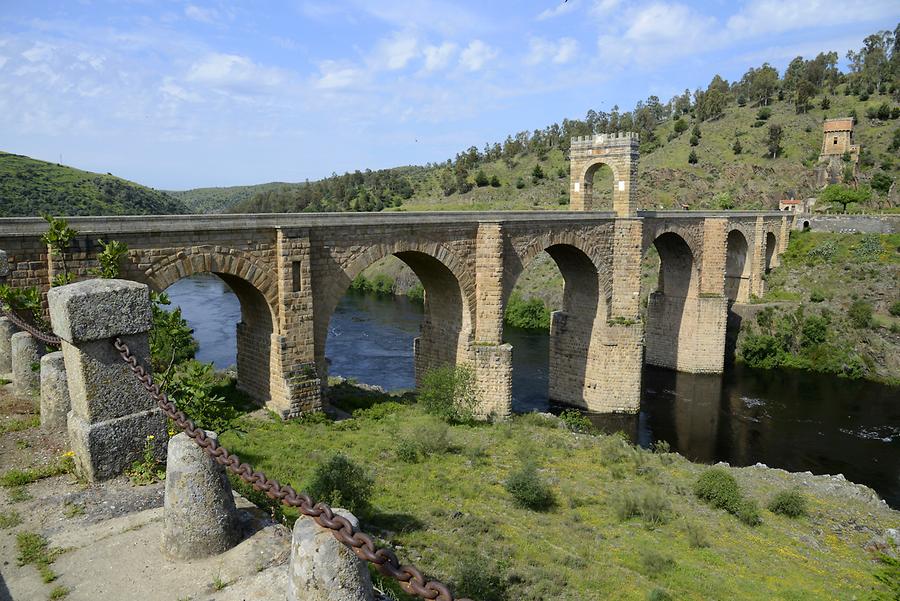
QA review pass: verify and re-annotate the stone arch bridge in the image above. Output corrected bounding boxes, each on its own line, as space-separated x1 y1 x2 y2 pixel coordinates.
0 208 791 419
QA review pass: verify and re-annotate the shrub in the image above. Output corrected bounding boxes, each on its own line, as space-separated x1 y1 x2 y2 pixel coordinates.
504 293 550 330
167 360 240 434
531 164 545 181
800 314 829 347
90 239 128 278
505 463 555 511
474 170 489 187
848 300 873 328
648 589 673 601
615 488 671 527
515 177 525 189
490 175 501 187
453 555 508 601
673 118 688 134
733 498 763 526
768 489 807 517
640 548 675 576
807 240 837 262
149 292 197 373
305 454 374 516
418 364 479 423
688 149 698 164
809 289 826 303
889 301 900 317
395 418 451 462
559 409 594 434
684 521 710 548
406 283 424 303
756 107 772 121
694 468 741 510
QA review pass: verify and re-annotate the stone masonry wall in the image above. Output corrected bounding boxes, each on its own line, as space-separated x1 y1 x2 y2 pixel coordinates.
570 133 640 216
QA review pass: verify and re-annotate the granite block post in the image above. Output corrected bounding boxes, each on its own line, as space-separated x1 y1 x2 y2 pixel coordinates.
288 509 375 601
0 249 8 278
11 332 44 399
162 431 240 559
48 279 168 482
0 317 18 375
40 351 71 430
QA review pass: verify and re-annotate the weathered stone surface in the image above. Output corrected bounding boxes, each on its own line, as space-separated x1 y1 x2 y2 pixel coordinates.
67 408 167 482
0 316 18 374
162 431 240 559
40 351 71 429
0 249 8 277
11 331 43 399
288 509 374 601
48 279 152 342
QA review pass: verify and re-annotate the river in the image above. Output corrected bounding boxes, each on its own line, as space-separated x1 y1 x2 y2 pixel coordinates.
168 274 900 508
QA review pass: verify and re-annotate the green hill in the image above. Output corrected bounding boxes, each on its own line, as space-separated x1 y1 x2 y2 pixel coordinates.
0 152 188 217
167 182 297 214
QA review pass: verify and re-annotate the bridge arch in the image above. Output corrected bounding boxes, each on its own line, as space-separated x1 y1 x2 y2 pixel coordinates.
121 247 279 405
725 229 751 302
644 231 700 370
576 160 620 212
765 232 779 272
317 241 474 387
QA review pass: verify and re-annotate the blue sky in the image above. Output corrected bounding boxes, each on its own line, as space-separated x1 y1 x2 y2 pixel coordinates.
1 1 897 190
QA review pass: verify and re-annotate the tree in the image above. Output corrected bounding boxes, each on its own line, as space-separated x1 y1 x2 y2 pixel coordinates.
732 139 743 155
766 124 783 158
474 170 489 187
489 175 501 188
673 118 688 134
819 184 871 212
756 107 772 121
690 134 699 147
692 124 702 138
688 149 699 164
795 80 816 113
820 96 831 110
531 164 545 181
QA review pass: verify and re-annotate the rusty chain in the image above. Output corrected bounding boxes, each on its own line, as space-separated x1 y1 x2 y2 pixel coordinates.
112 337 472 601
0 304 61 347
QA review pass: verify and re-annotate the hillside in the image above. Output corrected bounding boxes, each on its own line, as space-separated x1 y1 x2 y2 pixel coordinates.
167 182 297 214
0 152 188 217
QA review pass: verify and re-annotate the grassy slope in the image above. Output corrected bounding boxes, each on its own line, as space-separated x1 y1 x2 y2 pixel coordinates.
740 231 900 384
223 394 898 601
0 151 187 217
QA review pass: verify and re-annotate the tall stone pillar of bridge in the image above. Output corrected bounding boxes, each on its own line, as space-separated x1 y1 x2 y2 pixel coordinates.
569 133 639 216
268 228 322 419
748 217 767 299
779 215 791 254
473 223 512 419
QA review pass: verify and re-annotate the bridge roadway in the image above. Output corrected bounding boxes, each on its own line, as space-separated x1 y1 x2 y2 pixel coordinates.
0 209 793 418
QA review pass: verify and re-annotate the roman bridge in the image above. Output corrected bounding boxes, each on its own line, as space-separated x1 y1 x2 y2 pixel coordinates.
0 208 791 419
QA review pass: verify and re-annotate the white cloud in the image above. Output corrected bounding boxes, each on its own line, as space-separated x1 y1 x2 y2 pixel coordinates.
526 37 579 65
459 40 497 71
160 78 202 102
591 0 622 16
0 56 7 70
423 42 457 71
22 43 54 63
537 0 580 21
352 0 481 36
186 53 286 91
726 0 898 38
372 31 419 70
314 60 368 90
184 5 219 24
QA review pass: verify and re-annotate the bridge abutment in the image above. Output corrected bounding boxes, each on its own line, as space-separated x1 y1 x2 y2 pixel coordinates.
474 223 512 418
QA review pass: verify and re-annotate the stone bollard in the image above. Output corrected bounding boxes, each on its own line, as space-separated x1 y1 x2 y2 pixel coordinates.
11 332 44 399
47 279 168 482
0 317 18 375
0 249 8 278
162 431 240 559
288 509 375 601
40 351 71 430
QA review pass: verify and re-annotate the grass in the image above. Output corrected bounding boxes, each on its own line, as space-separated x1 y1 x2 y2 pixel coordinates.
49 586 70 600
16 531 65 583
0 415 40 435
218 387 898 600
0 510 22 529
0 456 73 488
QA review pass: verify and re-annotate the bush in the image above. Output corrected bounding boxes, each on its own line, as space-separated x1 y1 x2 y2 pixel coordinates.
474 170 489 187
149 292 198 373
889 301 900 317
640 548 675 576
504 293 550 330
418 364 479 423
559 409 595 434
453 555 508 601
694 468 741 510
168 360 240 434
648 589 673 601
768 489 807 517
809 289 826 303
490 175 501 187
305 454 374 516
684 521 709 548
800 314 829 347
531 164 545 181
395 418 452 462
756 107 772 121
694 468 761 526
853 235 883 260
515 177 525 189
807 240 837 262
505 463 554 511
848 300 873 328
687 149 698 164
615 488 671 527
406 283 424 303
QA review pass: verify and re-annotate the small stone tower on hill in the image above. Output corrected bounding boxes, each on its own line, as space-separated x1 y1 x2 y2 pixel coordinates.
816 117 860 188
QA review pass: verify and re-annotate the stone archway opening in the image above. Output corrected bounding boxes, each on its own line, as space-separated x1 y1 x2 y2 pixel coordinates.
765 232 778 272
503 243 607 411
161 271 275 405
643 232 698 371
724 230 750 302
320 250 472 394
581 162 615 211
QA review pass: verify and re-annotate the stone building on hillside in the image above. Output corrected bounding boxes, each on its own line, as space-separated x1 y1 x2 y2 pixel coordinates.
815 117 860 188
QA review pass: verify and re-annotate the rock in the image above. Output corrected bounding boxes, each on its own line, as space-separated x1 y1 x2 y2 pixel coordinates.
288 508 375 601
47 279 152 342
40 351 71 429
162 431 241 559
0 250 8 278
11 331 44 399
0 316 18 374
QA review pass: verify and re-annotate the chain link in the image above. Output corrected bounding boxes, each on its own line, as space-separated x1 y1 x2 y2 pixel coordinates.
112 337 472 601
0 304 61 347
